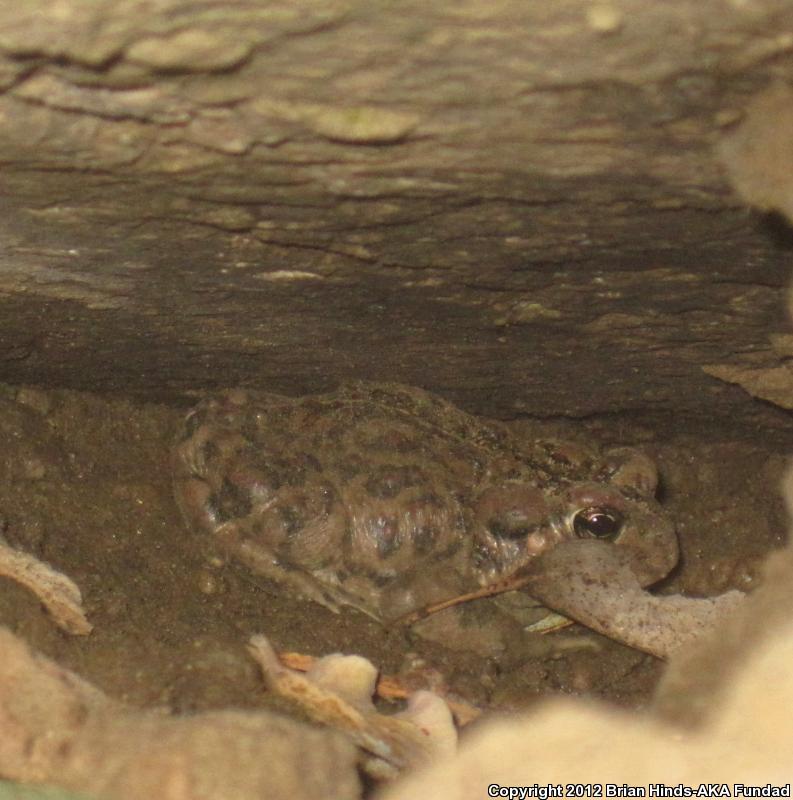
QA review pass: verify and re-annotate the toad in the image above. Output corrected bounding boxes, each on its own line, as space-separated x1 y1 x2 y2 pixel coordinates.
172 383 679 653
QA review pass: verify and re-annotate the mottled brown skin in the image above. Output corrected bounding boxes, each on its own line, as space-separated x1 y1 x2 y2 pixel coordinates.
172 383 678 637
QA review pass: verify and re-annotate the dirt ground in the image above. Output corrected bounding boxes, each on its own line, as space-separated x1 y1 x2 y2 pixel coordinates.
0 382 788 728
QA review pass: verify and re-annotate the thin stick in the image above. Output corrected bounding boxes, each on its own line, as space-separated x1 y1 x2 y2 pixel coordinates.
0 536 92 635
394 575 527 627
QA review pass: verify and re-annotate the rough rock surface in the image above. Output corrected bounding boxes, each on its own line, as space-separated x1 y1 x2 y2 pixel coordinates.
0 1 791 429
0 628 360 800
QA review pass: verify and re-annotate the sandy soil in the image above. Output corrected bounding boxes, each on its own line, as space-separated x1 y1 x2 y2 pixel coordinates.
0 383 788 725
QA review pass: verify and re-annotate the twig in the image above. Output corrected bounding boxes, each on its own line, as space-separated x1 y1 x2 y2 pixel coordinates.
0 536 92 635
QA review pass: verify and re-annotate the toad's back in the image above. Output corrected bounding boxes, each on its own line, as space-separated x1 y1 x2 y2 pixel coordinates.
172 382 677 621
173 384 515 611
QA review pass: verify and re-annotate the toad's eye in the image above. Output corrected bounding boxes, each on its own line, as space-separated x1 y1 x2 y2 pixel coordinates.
572 507 624 540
